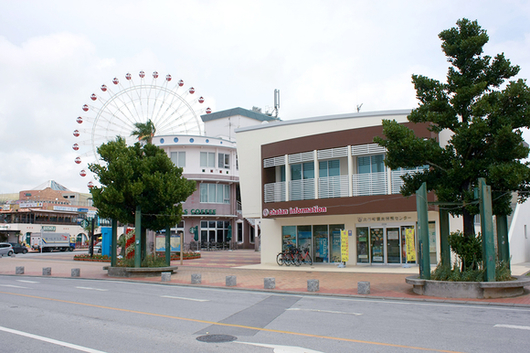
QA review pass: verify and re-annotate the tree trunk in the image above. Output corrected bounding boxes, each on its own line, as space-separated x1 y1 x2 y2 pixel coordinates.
462 208 476 238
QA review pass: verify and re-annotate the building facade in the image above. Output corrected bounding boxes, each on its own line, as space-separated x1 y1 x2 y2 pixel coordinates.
236 110 446 265
0 180 97 244
153 107 280 250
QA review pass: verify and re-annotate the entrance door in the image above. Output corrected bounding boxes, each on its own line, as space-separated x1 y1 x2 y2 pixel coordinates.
386 228 400 263
370 228 384 263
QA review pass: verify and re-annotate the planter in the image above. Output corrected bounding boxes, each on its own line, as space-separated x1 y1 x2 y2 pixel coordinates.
406 275 530 299
104 266 178 278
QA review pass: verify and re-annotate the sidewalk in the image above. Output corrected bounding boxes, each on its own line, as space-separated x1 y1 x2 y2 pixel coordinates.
1 250 529 307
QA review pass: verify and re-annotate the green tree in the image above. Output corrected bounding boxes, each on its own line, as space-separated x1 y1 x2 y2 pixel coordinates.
374 18 530 238
88 137 195 260
131 119 156 144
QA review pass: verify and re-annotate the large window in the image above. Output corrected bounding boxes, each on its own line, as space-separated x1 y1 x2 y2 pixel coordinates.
319 160 340 177
170 152 186 167
200 183 230 203
218 153 230 169
291 162 314 180
358 154 384 174
200 152 215 168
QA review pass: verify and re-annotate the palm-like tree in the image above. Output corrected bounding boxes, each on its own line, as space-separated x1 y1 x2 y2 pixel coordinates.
131 120 156 144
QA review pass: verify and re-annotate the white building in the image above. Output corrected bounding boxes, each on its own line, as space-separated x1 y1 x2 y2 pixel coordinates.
153 107 280 250
235 109 530 266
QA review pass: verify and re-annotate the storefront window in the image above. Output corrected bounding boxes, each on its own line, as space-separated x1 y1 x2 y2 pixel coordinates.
370 228 384 263
356 227 369 263
297 225 311 252
313 225 329 263
282 226 296 250
329 224 343 263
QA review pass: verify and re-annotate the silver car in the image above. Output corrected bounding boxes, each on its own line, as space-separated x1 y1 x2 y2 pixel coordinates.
0 242 14 256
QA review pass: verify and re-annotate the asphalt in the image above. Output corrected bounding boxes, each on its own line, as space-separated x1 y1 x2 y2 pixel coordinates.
1 249 530 307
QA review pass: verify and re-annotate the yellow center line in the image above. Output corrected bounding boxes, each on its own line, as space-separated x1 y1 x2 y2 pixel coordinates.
1 291 464 353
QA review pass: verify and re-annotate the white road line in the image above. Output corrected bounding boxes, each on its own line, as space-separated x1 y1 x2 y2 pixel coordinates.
17 280 39 284
286 308 363 316
161 295 209 302
494 324 530 331
0 325 107 353
0 284 28 289
75 286 109 292
237 341 324 353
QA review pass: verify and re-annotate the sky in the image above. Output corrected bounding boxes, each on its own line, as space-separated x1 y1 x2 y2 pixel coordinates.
1 0 530 194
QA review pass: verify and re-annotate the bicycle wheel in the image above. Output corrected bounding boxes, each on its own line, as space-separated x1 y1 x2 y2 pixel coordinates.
284 253 292 266
276 253 284 266
293 252 301 266
304 254 313 266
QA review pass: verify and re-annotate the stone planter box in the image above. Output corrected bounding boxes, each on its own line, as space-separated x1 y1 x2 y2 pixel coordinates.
104 266 178 278
406 275 530 299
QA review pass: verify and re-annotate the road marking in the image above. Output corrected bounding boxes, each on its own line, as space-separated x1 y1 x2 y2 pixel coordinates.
494 324 530 331
0 284 28 289
0 290 464 353
238 341 324 352
76 287 108 292
286 308 362 316
17 280 39 284
161 295 209 302
0 325 107 353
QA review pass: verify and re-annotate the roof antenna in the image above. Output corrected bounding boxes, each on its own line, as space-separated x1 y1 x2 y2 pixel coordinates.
273 89 280 118
357 103 363 113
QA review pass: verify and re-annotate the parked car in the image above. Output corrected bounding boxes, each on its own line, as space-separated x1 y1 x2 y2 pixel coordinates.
0 243 14 256
93 244 102 254
9 243 29 254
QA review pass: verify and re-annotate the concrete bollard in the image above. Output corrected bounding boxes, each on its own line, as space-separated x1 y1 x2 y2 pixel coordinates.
226 275 237 287
161 272 172 282
357 281 370 295
42 267 52 276
307 279 319 292
71 268 81 277
264 277 276 289
191 273 202 284
16 266 25 275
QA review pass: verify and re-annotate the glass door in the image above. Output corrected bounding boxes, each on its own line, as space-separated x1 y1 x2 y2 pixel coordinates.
370 228 384 263
386 227 400 263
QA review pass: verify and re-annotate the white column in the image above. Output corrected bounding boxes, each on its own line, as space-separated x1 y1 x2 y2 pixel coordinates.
284 154 290 202
347 145 353 197
314 150 319 199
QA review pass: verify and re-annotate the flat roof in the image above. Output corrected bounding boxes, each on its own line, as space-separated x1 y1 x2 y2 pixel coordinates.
201 107 281 123
234 109 412 133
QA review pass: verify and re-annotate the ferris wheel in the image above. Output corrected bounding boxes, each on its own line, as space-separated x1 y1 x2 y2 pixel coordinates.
72 71 211 188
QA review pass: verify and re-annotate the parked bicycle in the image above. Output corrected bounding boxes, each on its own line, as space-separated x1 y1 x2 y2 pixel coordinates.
276 247 312 266
295 247 313 265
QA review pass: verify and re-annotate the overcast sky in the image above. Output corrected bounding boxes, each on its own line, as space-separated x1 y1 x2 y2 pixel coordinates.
1 0 530 194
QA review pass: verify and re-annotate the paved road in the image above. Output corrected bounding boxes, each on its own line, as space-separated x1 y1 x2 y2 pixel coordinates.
1 276 530 352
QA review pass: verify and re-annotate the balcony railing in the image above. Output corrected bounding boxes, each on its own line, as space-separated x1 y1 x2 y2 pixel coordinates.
352 172 387 196
264 181 286 203
289 179 315 201
264 170 422 203
391 167 428 194
318 175 349 199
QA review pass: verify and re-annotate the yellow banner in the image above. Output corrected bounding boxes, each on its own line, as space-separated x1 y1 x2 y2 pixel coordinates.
405 228 416 262
341 230 349 262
